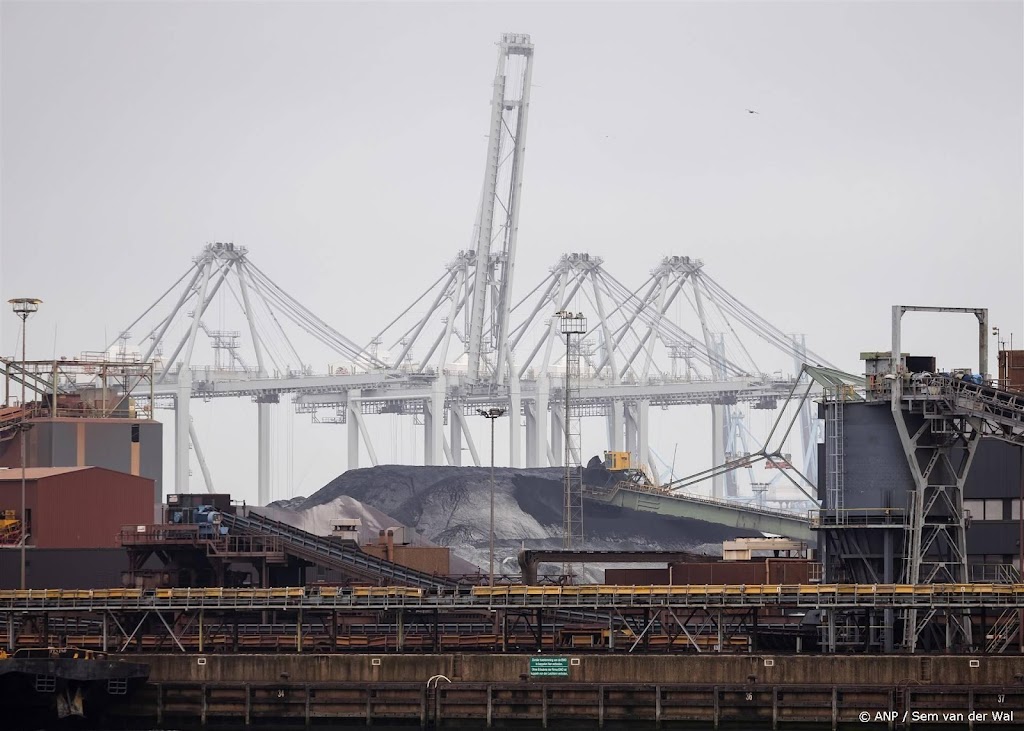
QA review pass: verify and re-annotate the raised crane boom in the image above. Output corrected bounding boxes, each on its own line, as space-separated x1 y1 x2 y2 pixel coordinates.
466 33 534 384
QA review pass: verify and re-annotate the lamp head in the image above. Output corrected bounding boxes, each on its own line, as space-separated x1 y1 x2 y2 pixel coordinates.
8 298 42 318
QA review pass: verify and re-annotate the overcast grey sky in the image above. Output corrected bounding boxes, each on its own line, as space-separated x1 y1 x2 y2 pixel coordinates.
1 1 1021 502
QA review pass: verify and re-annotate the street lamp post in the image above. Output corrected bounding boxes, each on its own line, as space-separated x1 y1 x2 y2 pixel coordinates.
9 298 41 591
478 407 506 586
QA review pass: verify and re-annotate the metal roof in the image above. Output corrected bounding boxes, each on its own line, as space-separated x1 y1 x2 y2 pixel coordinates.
0 466 93 481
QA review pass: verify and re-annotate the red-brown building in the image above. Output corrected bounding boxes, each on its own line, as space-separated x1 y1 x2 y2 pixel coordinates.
0 466 154 548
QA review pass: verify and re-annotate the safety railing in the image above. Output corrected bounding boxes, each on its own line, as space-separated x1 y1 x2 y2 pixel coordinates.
117 524 204 546
6 583 1024 612
808 507 907 528
222 512 457 590
597 482 810 523
970 563 1021 584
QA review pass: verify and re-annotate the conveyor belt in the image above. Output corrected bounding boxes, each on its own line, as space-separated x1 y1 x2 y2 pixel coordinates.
4 583 1024 612
221 512 458 591
909 376 1024 444
585 482 814 540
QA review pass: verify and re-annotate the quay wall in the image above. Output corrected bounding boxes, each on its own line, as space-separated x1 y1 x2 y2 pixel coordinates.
141 653 1024 687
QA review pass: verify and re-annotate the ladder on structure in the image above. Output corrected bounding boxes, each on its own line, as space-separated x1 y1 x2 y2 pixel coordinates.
825 393 845 523
986 610 1020 653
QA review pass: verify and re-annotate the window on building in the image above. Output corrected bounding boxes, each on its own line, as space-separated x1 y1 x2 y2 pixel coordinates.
985 500 1004 521
1012 500 1021 521
964 500 984 521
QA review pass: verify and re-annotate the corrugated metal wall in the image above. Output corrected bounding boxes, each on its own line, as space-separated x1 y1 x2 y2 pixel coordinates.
0 419 163 498
603 568 670 584
838 402 1024 564
41 468 154 548
0 468 153 548
843 402 915 510
0 548 134 589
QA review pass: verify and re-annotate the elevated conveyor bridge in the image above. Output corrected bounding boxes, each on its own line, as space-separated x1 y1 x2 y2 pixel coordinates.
4 583 1024 612
220 512 458 591
586 484 815 541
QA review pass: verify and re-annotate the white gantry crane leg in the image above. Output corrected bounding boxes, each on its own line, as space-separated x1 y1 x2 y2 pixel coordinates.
174 366 192 493
508 373 522 467
793 335 819 484
691 285 728 498
465 54 506 383
189 418 215 494
424 376 445 465
550 404 563 467
347 390 361 470
450 408 482 467
345 390 378 470
609 403 625 452
525 375 550 467
491 37 534 387
256 393 277 506
449 408 463 466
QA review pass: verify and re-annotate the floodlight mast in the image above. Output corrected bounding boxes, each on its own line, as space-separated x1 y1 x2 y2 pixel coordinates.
558 310 587 580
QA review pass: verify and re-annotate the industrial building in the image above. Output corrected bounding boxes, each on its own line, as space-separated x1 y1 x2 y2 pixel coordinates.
0 466 154 549
813 307 1024 653
0 416 162 499
0 466 155 589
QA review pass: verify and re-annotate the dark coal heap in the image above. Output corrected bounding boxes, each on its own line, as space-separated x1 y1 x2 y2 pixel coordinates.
290 464 759 579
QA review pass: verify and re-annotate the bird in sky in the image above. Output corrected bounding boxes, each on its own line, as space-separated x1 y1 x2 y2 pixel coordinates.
746 109 760 114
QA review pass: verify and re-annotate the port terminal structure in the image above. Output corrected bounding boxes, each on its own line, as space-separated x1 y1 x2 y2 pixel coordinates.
0 33 835 511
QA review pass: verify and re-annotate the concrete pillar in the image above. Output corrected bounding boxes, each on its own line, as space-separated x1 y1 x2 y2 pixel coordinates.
508 376 522 468
347 390 360 470
174 366 192 494
256 393 278 506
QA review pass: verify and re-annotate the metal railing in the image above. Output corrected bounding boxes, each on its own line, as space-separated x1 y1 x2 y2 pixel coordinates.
594 482 810 522
7 583 1024 612
222 512 458 590
970 563 1021 584
808 508 907 528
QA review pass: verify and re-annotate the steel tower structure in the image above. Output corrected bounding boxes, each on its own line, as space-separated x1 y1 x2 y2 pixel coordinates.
558 311 587 551
891 306 986 652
